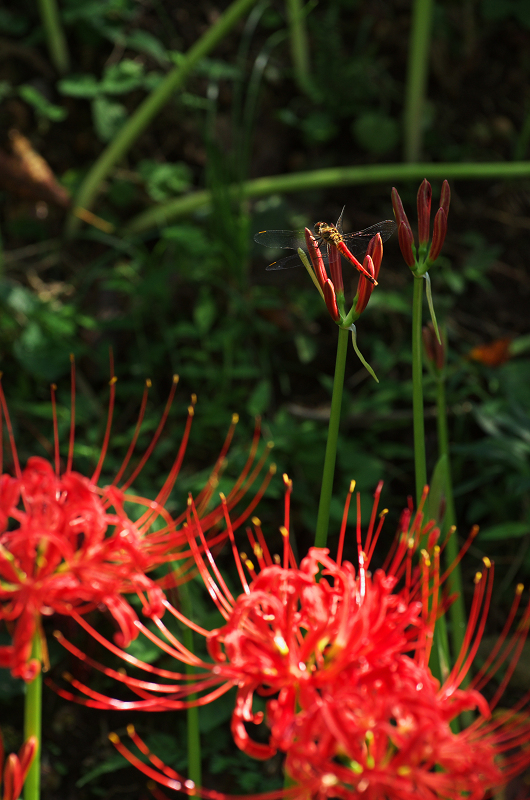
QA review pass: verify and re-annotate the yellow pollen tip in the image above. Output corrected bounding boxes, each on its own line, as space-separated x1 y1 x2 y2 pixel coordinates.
219 492 226 502
267 440 274 450
244 560 254 571
63 672 73 682
434 545 440 555
173 374 179 384
471 524 480 537
516 583 524 595
188 406 195 417
232 413 239 423
253 544 263 558
108 732 120 743
109 376 118 385
273 554 281 564
474 572 483 584
187 497 192 507
146 378 152 387
127 724 136 735
191 393 197 405
239 552 247 560
251 517 261 526
397 766 411 776
448 524 456 534
51 383 57 390
279 526 289 538
274 635 289 655
69 353 74 362
365 731 374 743
380 508 388 517
349 479 356 493
53 630 63 639
270 464 277 474
483 556 492 568
408 537 415 549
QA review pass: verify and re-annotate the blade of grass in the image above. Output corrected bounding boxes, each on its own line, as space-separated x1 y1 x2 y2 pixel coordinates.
65 0 258 237
403 0 434 161
37 0 70 74
123 160 530 233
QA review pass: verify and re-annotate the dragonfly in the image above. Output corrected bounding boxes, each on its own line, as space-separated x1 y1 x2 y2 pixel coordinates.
254 208 396 284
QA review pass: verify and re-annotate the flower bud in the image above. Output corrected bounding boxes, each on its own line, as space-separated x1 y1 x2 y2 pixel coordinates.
397 221 416 268
365 233 383 281
440 179 451 217
417 179 432 246
323 279 341 322
304 228 327 290
422 322 445 370
427 207 447 263
354 256 375 315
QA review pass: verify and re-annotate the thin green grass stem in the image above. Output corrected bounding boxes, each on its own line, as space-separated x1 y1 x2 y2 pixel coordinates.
65 0 257 237
436 376 467 670
23 634 42 800
37 0 70 74
315 326 348 549
285 0 311 94
403 0 434 162
124 160 530 234
412 276 427 505
178 581 202 787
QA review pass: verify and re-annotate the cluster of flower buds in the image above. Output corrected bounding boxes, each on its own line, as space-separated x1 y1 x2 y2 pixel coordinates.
392 179 450 276
0 730 37 800
302 228 383 326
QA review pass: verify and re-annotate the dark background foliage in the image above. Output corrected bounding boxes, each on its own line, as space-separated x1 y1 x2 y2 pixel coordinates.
1 0 530 796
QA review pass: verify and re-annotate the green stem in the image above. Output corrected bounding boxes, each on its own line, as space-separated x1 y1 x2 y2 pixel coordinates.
178 581 202 788
285 0 311 94
436 376 467 665
403 0 434 162
124 160 530 234
412 276 427 505
37 0 70 74
65 0 257 236
315 326 349 548
23 634 42 800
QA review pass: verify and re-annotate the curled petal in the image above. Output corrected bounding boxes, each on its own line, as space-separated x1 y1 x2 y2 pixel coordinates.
440 179 451 216
391 187 412 230
365 233 383 280
354 256 375 315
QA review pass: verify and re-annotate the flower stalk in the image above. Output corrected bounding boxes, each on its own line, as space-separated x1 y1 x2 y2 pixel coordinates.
23 634 41 800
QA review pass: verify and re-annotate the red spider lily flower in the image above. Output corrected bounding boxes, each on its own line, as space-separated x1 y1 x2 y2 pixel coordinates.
0 730 37 800
391 180 450 276
0 360 274 681
59 479 530 800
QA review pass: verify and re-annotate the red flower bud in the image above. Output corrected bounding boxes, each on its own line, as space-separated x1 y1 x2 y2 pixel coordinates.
397 221 416 268
428 207 447 263
323 279 341 322
327 242 343 294
304 228 327 290
365 233 383 281
440 179 451 217
391 187 412 229
422 322 445 370
354 255 375 315
417 179 432 245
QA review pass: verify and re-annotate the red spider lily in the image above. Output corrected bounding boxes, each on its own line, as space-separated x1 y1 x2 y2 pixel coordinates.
55 476 530 800
0 730 37 800
0 360 274 681
391 180 450 276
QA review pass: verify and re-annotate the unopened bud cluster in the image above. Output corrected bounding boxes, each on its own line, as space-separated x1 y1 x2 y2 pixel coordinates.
392 179 450 276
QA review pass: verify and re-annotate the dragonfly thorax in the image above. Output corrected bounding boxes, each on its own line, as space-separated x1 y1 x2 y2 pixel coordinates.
314 222 343 246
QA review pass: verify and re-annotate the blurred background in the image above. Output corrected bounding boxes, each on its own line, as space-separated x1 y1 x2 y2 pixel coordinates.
1 0 530 796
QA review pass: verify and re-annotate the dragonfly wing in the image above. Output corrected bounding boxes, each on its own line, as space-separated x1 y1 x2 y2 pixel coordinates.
265 253 303 270
254 229 305 249
342 220 397 258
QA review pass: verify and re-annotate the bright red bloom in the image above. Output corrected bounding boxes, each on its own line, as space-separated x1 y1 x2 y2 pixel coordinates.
0 362 273 680
0 729 37 800
55 480 530 800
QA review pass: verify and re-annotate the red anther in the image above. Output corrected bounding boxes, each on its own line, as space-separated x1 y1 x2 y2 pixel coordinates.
417 179 432 245
397 220 416 268
440 179 451 216
365 233 383 281
323 279 341 322
304 228 328 290
327 242 343 295
354 256 375 315
422 322 445 370
428 207 448 263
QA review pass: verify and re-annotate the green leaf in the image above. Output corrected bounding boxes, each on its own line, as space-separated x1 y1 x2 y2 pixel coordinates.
137 159 192 202
58 74 101 99
92 96 127 142
247 379 271 416
478 521 530 541
193 290 217 335
126 30 169 64
100 59 146 94
18 85 67 121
